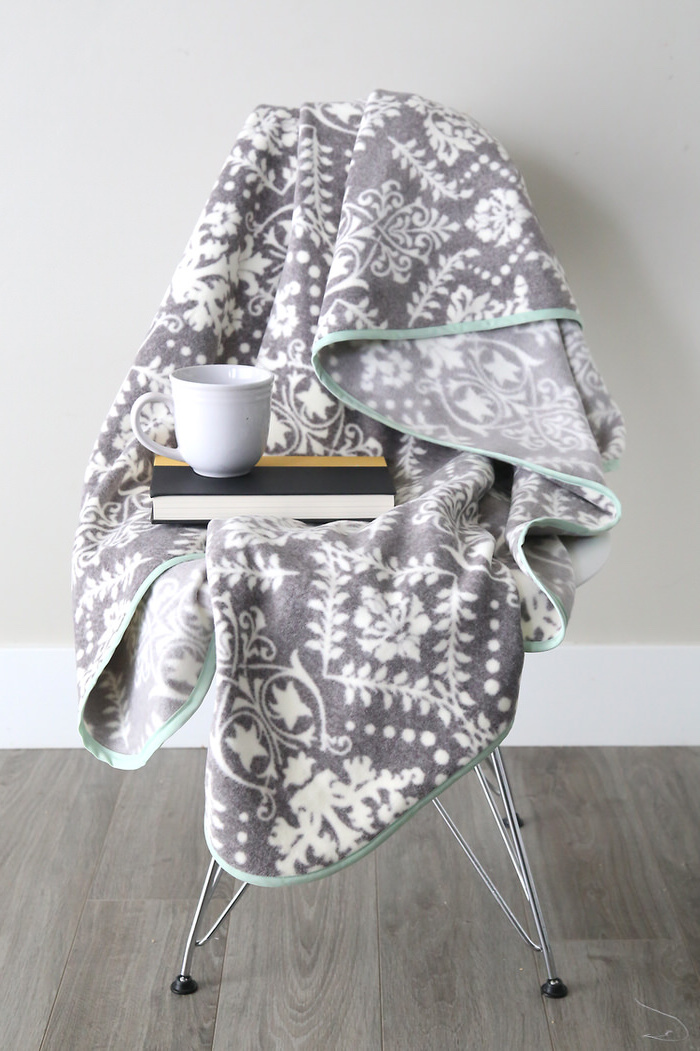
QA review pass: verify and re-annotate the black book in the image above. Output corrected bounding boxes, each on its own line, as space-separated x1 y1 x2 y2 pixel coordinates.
150 455 396 523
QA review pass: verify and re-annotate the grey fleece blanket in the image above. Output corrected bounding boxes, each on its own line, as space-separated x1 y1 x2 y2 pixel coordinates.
72 91 624 885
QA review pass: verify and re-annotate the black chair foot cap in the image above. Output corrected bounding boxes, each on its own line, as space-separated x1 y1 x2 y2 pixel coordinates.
171 974 198 995
541 977 568 998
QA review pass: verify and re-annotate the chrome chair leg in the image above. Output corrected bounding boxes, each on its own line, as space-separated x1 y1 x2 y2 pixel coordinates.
434 745 568 999
490 748 567 998
171 856 250 995
173 747 565 998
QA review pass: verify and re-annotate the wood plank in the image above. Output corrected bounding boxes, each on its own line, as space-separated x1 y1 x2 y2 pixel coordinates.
0 750 123 1051
377 771 554 1050
541 939 700 1050
503 747 678 941
41 899 226 1051
90 748 212 901
212 853 382 1051
4 744 700 1050
614 747 700 977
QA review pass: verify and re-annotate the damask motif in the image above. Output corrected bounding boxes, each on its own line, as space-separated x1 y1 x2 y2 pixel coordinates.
467 188 533 247
318 320 617 485
316 90 578 342
81 558 213 756
560 320 626 464
204 483 525 877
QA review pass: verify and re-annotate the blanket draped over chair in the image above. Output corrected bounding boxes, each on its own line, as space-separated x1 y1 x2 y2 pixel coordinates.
72 91 624 885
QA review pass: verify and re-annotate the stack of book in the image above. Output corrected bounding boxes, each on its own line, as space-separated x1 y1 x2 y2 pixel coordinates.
149 455 396 523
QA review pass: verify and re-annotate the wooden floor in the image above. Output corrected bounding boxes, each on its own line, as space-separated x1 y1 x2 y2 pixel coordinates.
1 747 699 1050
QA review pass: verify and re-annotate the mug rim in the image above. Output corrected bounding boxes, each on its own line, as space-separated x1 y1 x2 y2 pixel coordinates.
172 363 273 388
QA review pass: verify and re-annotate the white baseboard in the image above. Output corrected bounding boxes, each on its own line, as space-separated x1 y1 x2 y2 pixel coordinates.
0 648 215 750
508 645 700 746
1 645 698 749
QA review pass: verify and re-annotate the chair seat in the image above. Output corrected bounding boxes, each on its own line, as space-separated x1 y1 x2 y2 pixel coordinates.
563 533 612 587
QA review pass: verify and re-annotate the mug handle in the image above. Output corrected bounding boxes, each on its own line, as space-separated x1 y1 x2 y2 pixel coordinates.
130 391 187 463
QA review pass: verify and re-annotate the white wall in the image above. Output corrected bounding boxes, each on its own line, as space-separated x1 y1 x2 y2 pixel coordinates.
3 647 698 748
2 0 699 656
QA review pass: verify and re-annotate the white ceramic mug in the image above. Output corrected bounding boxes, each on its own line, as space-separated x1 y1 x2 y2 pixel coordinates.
130 364 274 478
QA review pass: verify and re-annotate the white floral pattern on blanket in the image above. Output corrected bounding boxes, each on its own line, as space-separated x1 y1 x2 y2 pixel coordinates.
204 467 524 878
318 319 620 479
315 92 577 341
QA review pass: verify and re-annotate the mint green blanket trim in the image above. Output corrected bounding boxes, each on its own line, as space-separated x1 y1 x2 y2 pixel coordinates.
78 551 211 770
203 721 514 888
78 635 216 770
312 307 582 356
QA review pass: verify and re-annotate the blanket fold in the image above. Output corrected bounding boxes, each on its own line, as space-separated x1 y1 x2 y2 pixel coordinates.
73 90 623 883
